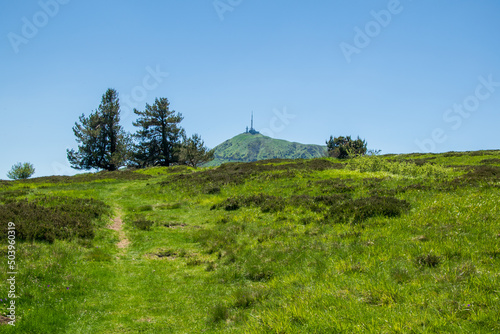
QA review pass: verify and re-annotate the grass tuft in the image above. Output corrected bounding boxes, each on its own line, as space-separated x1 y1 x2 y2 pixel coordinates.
415 253 441 267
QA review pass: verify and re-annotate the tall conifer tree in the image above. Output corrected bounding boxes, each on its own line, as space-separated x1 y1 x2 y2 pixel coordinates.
67 88 130 171
132 98 184 167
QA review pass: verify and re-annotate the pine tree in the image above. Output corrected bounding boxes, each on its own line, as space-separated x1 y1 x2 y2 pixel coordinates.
67 88 130 171
132 98 184 167
179 134 214 167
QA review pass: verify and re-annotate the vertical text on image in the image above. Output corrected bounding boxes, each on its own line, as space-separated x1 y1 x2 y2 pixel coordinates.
6 222 17 326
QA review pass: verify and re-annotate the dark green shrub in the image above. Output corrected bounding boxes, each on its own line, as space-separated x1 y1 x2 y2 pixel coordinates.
0 189 30 203
480 158 500 165
244 265 274 282
416 253 441 267
136 205 153 212
442 150 499 158
313 194 351 206
208 303 229 324
211 194 285 212
163 221 186 228
326 135 367 159
156 249 177 258
315 179 354 193
133 218 154 231
447 165 500 188
186 259 203 266
34 196 110 219
212 193 350 214
407 157 436 166
289 194 315 209
205 262 216 272
7 162 35 180
222 198 240 211
462 165 500 181
162 159 343 191
327 196 410 224
260 199 285 213
362 178 385 188
204 186 221 194
0 197 109 243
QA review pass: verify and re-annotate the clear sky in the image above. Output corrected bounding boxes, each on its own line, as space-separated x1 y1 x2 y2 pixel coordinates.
1 0 499 178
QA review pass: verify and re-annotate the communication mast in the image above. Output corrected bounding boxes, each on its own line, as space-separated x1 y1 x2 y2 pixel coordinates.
245 111 259 135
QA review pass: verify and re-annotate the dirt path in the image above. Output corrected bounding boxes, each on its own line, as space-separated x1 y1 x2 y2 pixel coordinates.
109 211 130 250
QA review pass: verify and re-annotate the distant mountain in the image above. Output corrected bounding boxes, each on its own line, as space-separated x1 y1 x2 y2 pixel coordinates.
205 133 327 166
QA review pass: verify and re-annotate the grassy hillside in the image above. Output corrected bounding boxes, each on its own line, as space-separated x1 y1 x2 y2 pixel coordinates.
205 133 327 166
1 151 500 332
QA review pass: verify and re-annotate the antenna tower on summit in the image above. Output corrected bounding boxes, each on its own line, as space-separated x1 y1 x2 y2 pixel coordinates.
245 111 259 135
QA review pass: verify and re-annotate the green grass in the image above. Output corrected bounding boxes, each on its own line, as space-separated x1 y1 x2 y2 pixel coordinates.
1 150 500 332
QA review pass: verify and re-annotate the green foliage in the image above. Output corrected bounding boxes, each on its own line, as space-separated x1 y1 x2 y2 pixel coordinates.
233 288 264 308
480 158 500 165
326 135 367 159
211 193 353 214
136 204 153 212
0 189 30 203
67 88 131 171
0 196 109 242
346 156 451 179
86 247 113 262
179 133 215 167
7 162 35 180
132 97 184 167
208 303 229 324
327 195 411 224
132 218 154 231
162 158 342 191
415 253 441 267
457 165 500 183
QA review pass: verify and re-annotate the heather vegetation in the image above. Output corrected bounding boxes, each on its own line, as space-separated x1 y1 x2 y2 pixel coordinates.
1 150 500 332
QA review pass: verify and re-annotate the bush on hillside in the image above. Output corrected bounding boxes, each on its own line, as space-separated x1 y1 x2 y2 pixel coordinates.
132 218 155 231
7 162 35 180
326 196 410 224
0 197 109 242
326 136 367 159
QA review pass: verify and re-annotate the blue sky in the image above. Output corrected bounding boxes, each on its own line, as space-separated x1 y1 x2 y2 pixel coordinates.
1 0 499 178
